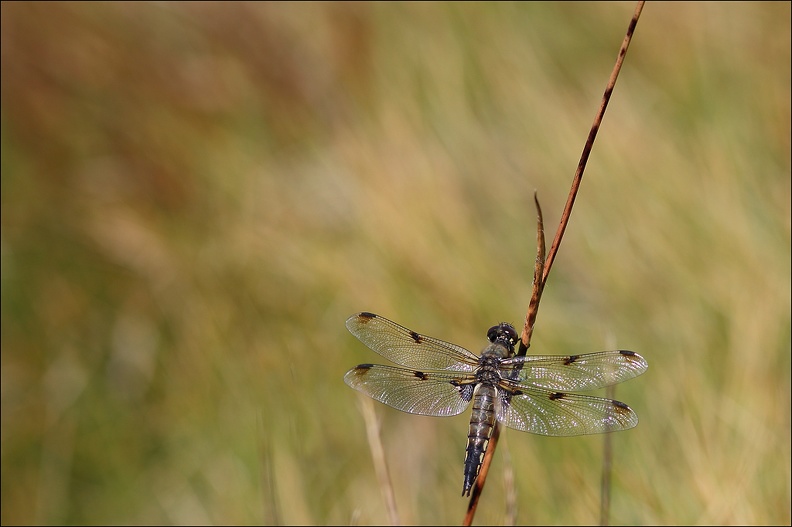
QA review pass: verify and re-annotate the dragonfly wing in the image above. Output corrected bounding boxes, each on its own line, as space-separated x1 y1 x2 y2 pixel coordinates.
501 350 648 391
346 312 478 371
495 382 639 436
344 364 475 417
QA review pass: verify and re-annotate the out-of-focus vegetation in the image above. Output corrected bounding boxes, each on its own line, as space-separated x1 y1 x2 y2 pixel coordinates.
1 2 789 525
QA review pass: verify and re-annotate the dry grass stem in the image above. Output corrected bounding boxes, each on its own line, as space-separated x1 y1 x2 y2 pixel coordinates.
464 2 645 524
360 396 400 526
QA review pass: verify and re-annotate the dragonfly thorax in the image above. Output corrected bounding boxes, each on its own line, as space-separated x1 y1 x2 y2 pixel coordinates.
476 355 503 385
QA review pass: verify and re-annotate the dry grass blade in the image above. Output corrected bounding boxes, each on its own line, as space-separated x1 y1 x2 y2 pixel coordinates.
519 192 547 357
599 382 616 526
360 396 400 526
258 419 281 526
502 437 517 526
463 2 645 524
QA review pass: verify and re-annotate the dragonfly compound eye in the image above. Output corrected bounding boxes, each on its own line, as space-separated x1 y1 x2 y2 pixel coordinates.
486 325 501 343
502 324 518 345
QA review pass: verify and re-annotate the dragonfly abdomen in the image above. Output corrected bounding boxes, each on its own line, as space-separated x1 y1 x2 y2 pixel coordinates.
462 384 498 496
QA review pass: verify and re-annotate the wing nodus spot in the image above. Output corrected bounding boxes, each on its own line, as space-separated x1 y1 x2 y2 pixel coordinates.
564 355 579 365
413 370 429 380
549 392 565 400
410 331 423 344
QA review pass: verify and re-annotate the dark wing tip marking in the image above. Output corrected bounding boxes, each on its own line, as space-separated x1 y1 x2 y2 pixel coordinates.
358 312 377 321
618 349 647 363
352 364 374 373
611 400 632 413
564 355 580 365
549 392 565 400
409 331 423 344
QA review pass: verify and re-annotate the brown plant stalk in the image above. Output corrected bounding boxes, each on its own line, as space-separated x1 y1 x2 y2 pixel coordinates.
463 2 645 524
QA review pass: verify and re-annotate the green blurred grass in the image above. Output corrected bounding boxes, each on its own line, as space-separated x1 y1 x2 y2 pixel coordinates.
1 2 789 525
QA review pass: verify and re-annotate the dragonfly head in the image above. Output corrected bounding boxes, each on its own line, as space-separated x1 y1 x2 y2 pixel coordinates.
486 322 518 349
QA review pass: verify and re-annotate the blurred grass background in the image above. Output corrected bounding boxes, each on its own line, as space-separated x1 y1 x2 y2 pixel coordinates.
1 2 789 525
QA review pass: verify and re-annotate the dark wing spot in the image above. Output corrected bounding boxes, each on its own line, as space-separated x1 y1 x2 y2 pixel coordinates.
351 364 374 375
458 384 475 402
564 355 579 365
358 312 377 321
611 400 632 414
619 350 645 365
549 392 565 400
413 370 428 380
410 331 424 344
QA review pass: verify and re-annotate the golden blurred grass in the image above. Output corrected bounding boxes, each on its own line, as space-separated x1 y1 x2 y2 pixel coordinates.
1 2 789 525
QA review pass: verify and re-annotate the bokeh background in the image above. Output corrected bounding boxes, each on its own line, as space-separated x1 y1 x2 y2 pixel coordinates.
2 2 789 525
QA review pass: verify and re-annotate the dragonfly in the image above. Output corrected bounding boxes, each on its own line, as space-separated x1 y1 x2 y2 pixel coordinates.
343 311 648 497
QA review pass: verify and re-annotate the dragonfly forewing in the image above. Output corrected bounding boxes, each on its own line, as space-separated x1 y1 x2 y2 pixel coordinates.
500 350 648 392
346 312 479 371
